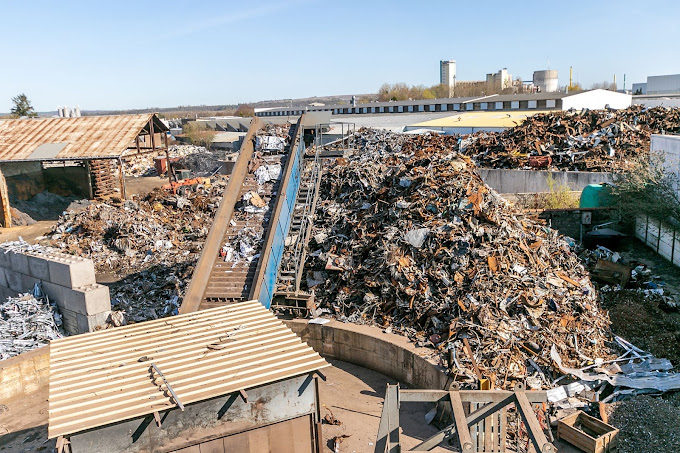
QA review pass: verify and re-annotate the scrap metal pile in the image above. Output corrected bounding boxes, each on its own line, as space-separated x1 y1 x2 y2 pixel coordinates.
307 129 614 387
460 105 680 172
39 184 226 323
122 144 211 177
42 184 225 276
0 292 64 360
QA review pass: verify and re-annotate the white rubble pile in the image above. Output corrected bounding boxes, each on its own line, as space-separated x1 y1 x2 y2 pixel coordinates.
255 135 286 152
220 228 262 266
0 289 64 360
122 144 209 177
254 163 282 184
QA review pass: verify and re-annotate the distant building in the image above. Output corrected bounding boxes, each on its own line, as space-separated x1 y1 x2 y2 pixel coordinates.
486 68 513 90
632 83 647 95
440 60 456 91
632 74 680 95
533 70 559 93
255 90 632 118
647 74 680 95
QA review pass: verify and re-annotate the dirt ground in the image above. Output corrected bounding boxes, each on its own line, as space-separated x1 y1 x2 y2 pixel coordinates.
123 175 168 198
599 238 680 366
0 386 53 453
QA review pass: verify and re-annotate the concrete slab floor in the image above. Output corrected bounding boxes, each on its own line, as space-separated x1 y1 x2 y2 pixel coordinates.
320 359 581 453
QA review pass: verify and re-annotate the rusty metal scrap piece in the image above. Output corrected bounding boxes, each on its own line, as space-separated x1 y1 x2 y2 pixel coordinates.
151 363 185 411
306 128 614 388
459 105 680 172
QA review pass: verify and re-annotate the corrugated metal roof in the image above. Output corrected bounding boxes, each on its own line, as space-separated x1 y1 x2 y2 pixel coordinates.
48 300 328 438
0 114 167 162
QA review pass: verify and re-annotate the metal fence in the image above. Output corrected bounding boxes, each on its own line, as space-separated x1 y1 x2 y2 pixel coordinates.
635 215 680 268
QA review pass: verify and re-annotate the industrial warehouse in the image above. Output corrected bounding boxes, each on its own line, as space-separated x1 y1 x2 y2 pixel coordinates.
2 2 680 452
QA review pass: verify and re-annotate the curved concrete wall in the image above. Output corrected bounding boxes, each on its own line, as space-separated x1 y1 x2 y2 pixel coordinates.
285 319 449 390
0 346 49 401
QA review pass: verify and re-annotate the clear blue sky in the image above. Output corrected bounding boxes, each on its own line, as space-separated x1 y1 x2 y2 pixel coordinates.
1 0 679 112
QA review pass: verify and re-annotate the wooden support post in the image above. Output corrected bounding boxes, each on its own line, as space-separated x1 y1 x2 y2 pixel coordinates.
153 411 162 427
450 391 474 453
118 157 127 200
0 168 11 228
238 389 248 403
136 135 141 154
514 391 555 453
56 436 69 453
165 146 172 184
150 118 156 151
84 160 94 199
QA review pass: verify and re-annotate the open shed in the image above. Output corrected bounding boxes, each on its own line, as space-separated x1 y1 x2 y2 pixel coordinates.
48 300 329 453
0 114 169 226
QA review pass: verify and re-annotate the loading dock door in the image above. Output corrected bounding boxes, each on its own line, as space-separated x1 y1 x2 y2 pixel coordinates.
171 415 315 453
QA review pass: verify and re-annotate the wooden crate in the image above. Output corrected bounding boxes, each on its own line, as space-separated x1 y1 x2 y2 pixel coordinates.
557 411 618 453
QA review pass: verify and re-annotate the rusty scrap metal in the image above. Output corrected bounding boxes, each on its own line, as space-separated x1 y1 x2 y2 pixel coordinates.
460 105 680 172
306 128 613 388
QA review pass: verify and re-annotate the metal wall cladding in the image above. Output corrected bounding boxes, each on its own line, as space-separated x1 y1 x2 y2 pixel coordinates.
258 140 304 308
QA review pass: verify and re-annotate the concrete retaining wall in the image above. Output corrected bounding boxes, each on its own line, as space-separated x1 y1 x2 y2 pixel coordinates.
285 319 449 390
0 346 49 401
0 247 111 335
479 168 612 194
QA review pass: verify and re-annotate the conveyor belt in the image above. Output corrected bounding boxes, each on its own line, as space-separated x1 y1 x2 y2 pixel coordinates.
202 153 287 303
180 117 303 313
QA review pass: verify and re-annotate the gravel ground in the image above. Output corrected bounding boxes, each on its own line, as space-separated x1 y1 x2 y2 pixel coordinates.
609 395 680 453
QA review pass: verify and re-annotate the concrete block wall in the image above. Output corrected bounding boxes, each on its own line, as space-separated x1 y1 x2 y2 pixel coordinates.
0 247 110 335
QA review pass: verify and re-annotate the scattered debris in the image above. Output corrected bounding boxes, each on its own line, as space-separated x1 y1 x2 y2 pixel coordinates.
220 228 262 266
328 106 680 172
331 434 351 452
0 291 64 360
322 405 342 425
254 163 282 184
122 144 210 177
41 185 226 277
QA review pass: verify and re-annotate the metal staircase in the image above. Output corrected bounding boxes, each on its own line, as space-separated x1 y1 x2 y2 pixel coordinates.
273 145 322 313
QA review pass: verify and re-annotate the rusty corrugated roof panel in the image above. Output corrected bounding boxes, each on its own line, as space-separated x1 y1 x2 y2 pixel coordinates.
0 114 167 162
48 300 329 438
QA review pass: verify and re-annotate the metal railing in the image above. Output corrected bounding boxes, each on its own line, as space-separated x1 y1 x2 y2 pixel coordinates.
290 145 322 292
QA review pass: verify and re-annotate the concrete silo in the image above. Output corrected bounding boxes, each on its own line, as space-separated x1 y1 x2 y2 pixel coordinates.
533 70 559 93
